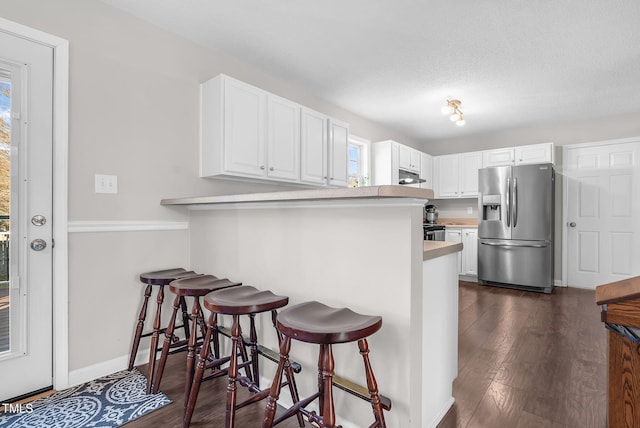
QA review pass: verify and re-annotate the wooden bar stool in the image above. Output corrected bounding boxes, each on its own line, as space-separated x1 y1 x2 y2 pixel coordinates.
153 274 241 398
184 285 304 428
262 301 388 428
130 268 198 394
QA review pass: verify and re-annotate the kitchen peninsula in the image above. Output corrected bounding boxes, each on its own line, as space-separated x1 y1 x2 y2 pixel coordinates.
162 185 461 428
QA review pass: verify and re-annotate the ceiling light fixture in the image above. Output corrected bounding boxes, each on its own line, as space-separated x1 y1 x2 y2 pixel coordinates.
442 99 465 126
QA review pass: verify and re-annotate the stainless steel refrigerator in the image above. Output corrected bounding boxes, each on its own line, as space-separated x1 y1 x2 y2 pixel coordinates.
477 163 554 293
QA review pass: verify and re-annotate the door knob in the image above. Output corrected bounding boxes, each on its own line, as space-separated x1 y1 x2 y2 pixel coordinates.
31 215 47 226
569 222 576 228
30 239 47 251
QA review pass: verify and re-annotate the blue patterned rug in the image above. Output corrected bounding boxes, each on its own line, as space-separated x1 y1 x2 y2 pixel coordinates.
0 369 171 427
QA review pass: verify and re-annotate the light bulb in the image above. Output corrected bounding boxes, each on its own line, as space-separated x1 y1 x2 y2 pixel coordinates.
456 118 466 126
449 113 459 122
441 105 453 115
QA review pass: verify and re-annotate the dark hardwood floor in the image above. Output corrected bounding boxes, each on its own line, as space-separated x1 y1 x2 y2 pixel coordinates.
129 281 607 427
438 281 607 428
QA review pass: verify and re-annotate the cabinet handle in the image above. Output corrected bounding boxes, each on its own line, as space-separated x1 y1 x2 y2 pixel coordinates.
269 167 274 171
260 165 265 170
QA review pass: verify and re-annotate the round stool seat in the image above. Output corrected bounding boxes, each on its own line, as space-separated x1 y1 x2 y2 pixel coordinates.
139 268 198 286
170 275 240 297
204 285 288 315
276 301 382 344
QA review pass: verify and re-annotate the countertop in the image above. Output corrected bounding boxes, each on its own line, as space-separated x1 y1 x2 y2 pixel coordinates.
161 185 434 206
437 217 478 228
423 241 463 261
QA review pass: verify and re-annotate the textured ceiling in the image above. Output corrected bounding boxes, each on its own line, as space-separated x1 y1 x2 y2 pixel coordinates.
100 0 640 142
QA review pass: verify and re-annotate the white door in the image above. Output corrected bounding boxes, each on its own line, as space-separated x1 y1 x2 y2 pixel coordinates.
0 30 54 401
565 141 640 288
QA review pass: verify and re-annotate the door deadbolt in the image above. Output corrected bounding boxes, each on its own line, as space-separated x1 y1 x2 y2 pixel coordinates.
30 239 47 251
31 215 47 226
569 222 577 228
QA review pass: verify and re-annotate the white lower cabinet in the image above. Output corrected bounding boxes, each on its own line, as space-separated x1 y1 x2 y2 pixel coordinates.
462 229 478 276
445 227 477 277
445 229 463 274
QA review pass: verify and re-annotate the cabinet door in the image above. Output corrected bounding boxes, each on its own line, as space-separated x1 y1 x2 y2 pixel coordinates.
410 148 421 173
515 142 554 165
300 108 328 185
328 119 349 187
420 153 433 190
223 77 266 176
267 95 300 181
436 155 460 197
483 148 515 167
399 145 420 172
445 229 463 274
462 229 478 276
459 152 482 197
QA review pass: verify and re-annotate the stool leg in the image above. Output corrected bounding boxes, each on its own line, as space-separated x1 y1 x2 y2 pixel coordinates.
184 312 216 428
226 314 242 428
261 335 291 428
179 296 191 342
185 296 204 407
128 284 152 371
153 294 181 394
358 339 386 428
319 344 336 427
249 313 259 385
146 285 165 394
271 310 305 428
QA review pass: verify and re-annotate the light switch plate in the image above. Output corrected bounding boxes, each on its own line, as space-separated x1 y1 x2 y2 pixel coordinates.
95 174 118 194
467 206 473 214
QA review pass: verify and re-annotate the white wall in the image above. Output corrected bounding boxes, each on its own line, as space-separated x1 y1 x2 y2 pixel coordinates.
0 0 421 376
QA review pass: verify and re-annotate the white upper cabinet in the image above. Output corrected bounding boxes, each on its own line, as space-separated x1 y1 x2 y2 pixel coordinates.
482 147 516 168
434 151 482 198
459 151 483 197
420 153 433 190
435 154 460 197
399 145 421 173
300 107 328 185
372 140 400 185
200 74 349 186
372 140 429 187
200 75 267 178
515 143 554 165
267 94 300 181
328 119 349 187
483 142 554 167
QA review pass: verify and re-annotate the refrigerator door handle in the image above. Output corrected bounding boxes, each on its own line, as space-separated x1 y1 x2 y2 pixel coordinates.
513 177 518 228
506 176 511 227
480 241 548 248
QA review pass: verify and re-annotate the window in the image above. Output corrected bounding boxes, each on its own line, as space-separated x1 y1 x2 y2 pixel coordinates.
348 135 370 187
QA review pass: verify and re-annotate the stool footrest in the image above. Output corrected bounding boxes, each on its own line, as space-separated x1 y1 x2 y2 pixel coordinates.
217 325 303 373
332 374 392 411
273 391 321 426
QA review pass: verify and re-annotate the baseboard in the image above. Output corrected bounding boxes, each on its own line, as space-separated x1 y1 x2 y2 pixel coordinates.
427 397 455 428
67 349 150 388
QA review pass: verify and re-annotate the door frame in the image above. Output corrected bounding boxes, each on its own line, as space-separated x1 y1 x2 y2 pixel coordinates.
0 17 69 391
562 136 640 288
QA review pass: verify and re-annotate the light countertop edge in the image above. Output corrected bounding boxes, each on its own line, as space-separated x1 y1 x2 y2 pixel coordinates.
161 185 434 206
423 241 463 261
